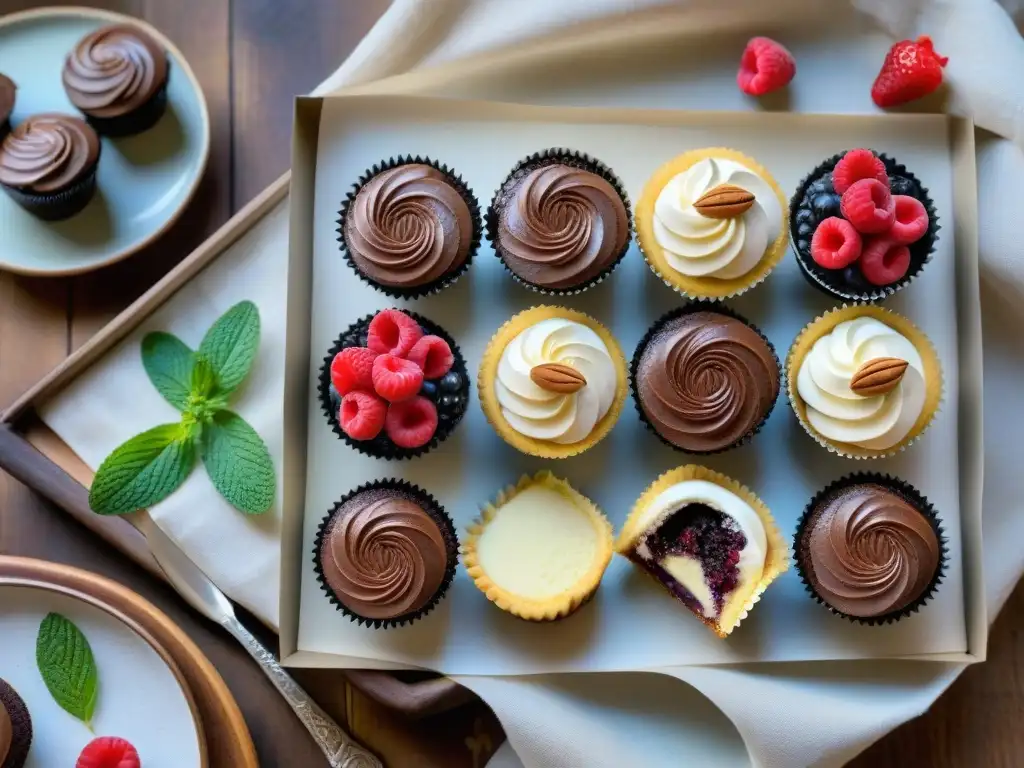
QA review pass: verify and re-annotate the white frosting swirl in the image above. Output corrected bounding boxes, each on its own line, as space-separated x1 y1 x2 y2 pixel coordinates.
633 480 767 619
796 317 926 450
652 157 782 279
495 318 617 444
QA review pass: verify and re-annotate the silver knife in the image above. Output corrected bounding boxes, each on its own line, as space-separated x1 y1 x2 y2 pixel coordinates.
132 511 383 768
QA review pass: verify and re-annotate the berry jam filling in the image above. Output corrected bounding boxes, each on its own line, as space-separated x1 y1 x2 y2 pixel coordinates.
640 503 747 618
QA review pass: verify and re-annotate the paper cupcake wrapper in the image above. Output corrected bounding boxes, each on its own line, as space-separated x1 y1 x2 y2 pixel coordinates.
485 148 632 296
317 309 470 460
616 464 790 638
476 305 629 458
2 161 99 221
82 66 170 136
784 303 944 459
462 471 613 622
789 150 940 303
629 301 780 455
793 472 948 625
313 479 459 628
336 154 482 299
0 676 32 767
634 147 789 301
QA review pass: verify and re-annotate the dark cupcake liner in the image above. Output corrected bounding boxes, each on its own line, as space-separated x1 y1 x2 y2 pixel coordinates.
317 309 470 460
0 676 33 768
629 301 780 455
793 473 948 625
1 161 99 221
485 147 632 296
336 154 482 299
80 62 170 137
313 479 459 628
789 150 940 303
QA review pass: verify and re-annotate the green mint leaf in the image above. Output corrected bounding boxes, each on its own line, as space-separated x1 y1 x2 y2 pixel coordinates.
36 612 98 728
201 410 275 515
141 332 195 410
190 354 219 399
88 424 196 516
198 300 260 396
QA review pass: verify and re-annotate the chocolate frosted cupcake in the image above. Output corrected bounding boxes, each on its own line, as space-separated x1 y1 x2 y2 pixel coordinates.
62 24 170 136
0 74 16 137
0 114 100 220
0 677 32 768
338 156 481 298
314 480 458 627
794 474 946 623
790 149 938 301
319 308 469 459
487 148 631 294
632 304 779 453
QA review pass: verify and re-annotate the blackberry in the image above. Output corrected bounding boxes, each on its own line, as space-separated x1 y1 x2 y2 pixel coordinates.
888 175 917 197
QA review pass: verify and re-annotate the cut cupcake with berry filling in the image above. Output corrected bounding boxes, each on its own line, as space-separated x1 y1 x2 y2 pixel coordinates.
616 465 788 638
790 148 938 301
319 308 469 459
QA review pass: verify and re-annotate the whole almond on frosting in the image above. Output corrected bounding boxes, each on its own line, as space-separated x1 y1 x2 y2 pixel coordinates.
850 357 909 396
693 184 755 219
530 363 587 393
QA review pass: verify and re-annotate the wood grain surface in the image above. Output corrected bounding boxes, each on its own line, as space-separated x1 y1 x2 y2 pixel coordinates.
0 2 1019 767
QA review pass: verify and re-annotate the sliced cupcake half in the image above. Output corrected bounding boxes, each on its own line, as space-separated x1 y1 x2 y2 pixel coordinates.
616 465 788 637
463 471 613 621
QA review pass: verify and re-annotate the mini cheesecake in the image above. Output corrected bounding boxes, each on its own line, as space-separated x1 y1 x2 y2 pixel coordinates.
617 466 788 637
463 471 613 621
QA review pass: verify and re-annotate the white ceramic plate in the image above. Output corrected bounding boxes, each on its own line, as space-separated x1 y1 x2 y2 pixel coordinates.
0 7 210 276
0 583 204 768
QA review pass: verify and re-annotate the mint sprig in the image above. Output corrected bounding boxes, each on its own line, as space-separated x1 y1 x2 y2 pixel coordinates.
89 300 275 516
36 613 98 729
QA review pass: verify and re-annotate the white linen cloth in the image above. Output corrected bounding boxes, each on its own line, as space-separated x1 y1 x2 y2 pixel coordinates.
38 0 1024 765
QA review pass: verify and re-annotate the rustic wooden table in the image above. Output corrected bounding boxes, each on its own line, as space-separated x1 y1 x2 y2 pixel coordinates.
0 2 1020 766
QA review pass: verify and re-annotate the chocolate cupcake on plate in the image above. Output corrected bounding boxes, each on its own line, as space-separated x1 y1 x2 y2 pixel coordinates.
631 303 779 454
0 677 32 768
319 308 469 459
0 74 16 137
62 23 170 136
0 113 101 220
314 480 459 628
487 148 631 295
794 474 946 623
338 156 481 298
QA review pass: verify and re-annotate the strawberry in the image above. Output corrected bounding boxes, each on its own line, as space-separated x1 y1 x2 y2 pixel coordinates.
737 37 795 96
372 354 424 402
338 391 387 440
366 309 423 357
385 397 438 449
330 347 376 396
76 737 141 768
407 335 454 379
810 217 862 269
871 35 948 108
889 195 929 244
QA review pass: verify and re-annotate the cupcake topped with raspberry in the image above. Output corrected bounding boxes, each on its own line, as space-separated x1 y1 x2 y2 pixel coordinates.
319 308 469 459
790 149 938 301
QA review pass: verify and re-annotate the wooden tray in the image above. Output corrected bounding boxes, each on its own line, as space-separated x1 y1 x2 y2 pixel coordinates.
0 555 256 768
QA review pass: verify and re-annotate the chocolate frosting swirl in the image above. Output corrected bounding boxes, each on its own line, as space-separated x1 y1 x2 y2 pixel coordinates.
0 113 99 193
636 311 778 452
62 24 168 118
0 74 15 125
497 162 628 289
805 484 940 617
320 488 448 620
344 164 474 288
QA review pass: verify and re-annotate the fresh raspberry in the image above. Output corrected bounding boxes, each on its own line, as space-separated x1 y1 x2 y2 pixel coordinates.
737 37 795 96
407 335 454 379
338 391 387 440
871 35 948 108
76 737 141 768
860 237 911 286
810 217 862 269
888 195 929 244
832 149 888 195
372 354 424 402
330 347 376 396
366 309 423 357
385 397 438 449
840 179 895 234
